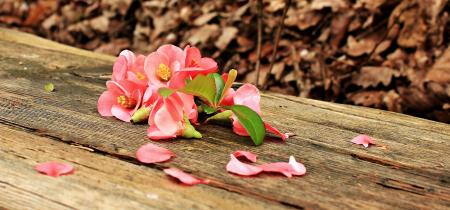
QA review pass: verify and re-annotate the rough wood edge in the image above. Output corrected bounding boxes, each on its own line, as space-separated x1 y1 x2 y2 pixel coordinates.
0 27 115 62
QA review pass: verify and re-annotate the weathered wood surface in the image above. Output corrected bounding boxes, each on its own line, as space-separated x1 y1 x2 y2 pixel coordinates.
0 28 449 210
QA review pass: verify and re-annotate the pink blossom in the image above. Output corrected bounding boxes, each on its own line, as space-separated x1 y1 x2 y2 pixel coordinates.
351 134 375 148
136 143 176 163
231 84 289 140
144 45 188 89
163 167 210 186
147 92 197 140
181 46 218 76
113 50 147 87
35 162 74 177
97 80 144 122
226 154 263 176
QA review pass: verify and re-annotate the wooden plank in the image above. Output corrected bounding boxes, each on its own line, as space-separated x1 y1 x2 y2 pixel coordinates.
0 28 115 62
0 29 449 209
0 124 290 210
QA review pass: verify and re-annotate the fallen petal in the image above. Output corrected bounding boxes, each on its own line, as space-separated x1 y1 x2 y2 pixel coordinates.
35 162 74 177
259 162 294 178
264 122 289 141
163 167 209 186
232 150 257 162
289 156 306 175
351 134 375 148
136 143 176 163
226 154 262 176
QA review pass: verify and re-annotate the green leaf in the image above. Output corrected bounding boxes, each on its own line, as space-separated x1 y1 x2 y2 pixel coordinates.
224 105 265 146
158 87 174 98
208 73 225 104
44 83 55 92
179 74 216 105
201 104 217 114
219 69 237 103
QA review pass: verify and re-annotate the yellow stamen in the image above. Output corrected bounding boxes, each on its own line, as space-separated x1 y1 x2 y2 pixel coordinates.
136 72 146 80
116 95 136 109
156 63 171 81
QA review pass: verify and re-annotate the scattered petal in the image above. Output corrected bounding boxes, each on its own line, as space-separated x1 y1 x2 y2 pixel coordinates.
289 156 306 175
232 150 257 162
259 162 295 178
136 143 176 163
226 154 262 176
44 83 55 92
351 134 375 148
35 162 74 177
264 122 289 140
163 167 209 186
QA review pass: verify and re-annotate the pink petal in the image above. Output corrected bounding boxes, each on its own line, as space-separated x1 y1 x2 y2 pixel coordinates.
351 134 375 148
97 91 116 116
289 156 306 176
234 84 261 114
154 99 182 135
220 88 235 106
112 55 127 82
232 151 257 162
157 44 184 66
144 52 166 87
119 49 136 65
226 154 262 176
35 162 74 177
147 125 177 140
111 105 132 122
232 119 250 136
264 122 289 141
136 143 175 163
185 45 201 64
163 167 209 186
259 162 294 178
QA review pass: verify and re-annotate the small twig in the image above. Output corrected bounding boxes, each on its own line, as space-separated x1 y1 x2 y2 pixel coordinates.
255 0 263 87
263 0 291 90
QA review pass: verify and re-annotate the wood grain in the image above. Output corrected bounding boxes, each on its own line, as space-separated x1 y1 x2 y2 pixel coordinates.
0 28 449 209
0 125 290 210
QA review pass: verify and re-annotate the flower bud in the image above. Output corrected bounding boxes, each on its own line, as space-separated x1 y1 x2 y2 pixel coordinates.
130 106 151 123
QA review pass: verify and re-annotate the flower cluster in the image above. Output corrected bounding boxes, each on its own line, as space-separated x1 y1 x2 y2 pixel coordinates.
98 45 287 145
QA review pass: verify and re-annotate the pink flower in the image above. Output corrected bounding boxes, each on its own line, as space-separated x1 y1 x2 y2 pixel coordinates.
181 45 218 76
351 134 375 148
163 167 210 186
136 143 176 163
97 80 144 122
113 50 147 87
35 162 74 177
144 45 187 89
147 92 198 140
231 84 289 140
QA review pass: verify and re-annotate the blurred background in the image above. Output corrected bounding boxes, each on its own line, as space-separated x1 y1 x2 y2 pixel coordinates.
0 0 449 123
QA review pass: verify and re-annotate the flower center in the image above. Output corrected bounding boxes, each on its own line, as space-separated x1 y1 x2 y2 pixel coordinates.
117 95 137 109
136 72 146 80
156 63 171 81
